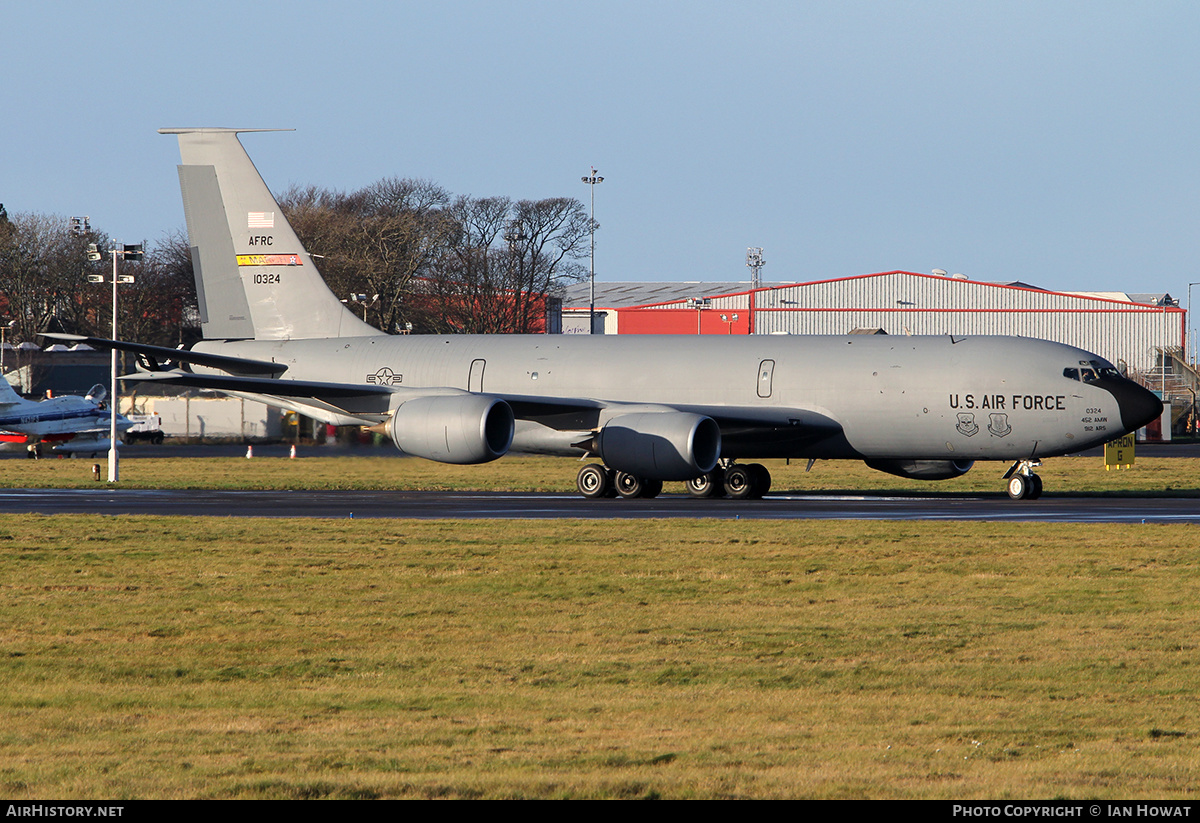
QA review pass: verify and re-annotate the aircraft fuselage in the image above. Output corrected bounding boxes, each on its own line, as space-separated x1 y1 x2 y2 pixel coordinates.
195 332 1153 463
0 397 123 441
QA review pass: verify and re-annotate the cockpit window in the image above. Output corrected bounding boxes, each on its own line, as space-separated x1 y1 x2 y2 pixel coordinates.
1066 360 1122 382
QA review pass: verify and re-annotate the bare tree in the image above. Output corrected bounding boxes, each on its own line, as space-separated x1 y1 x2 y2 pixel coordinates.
280 178 456 332
415 195 512 333
508 196 591 329
113 231 200 347
417 196 590 333
0 212 108 343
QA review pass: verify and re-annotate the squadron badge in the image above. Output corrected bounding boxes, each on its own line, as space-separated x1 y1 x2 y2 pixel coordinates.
988 413 1011 438
956 412 979 437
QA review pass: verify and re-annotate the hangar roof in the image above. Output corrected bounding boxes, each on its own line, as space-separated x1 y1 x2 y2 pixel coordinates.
559 281 780 309
559 271 1176 311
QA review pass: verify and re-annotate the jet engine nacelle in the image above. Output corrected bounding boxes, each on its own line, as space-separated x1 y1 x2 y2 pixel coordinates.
387 394 514 464
864 458 975 480
596 412 721 480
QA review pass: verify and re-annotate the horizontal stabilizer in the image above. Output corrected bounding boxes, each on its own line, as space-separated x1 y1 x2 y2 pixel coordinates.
41 334 287 377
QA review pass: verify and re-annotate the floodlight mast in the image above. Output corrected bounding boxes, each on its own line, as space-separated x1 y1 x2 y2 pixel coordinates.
94 243 140 483
747 248 765 290
581 168 603 334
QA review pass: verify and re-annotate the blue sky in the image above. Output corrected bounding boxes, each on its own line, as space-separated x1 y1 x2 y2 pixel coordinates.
4 1 1199 305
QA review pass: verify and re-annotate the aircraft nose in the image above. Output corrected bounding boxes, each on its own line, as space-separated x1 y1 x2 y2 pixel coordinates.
1108 379 1163 433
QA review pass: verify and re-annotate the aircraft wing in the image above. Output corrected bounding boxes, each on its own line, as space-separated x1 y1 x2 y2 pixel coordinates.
122 370 842 450
122 371 617 430
123 370 401 421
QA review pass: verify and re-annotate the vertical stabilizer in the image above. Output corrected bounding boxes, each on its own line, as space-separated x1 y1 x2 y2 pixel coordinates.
0 375 23 406
159 128 377 341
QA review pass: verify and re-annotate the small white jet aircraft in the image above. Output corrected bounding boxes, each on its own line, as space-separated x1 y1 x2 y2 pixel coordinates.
0 376 132 456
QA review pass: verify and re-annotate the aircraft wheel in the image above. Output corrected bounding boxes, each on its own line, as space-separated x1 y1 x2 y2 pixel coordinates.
641 478 663 499
1006 474 1029 500
1027 474 1043 500
723 464 757 500
686 469 726 498
746 463 771 497
577 463 612 499
614 471 643 499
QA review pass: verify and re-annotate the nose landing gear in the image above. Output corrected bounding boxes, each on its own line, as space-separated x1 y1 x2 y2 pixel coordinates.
1003 460 1043 500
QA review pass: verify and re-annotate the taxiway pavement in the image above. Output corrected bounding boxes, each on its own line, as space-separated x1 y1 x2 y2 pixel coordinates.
0 488 1193 523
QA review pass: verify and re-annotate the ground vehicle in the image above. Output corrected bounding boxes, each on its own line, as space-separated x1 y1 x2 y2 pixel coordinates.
123 413 165 445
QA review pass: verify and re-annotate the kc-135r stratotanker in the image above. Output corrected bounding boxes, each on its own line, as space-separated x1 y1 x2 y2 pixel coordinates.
49 128 1163 500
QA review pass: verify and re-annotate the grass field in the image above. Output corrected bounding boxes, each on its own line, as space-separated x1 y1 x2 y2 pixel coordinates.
0 454 1197 799
1 513 1199 799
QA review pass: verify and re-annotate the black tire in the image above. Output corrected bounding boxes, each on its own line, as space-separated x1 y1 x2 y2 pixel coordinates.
613 473 664 499
614 471 642 499
746 463 771 497
723 464 756 500
686 469 726 498
577 463 611 499
641 478 663 499
1006 474 1028 500
1027 473 1043 500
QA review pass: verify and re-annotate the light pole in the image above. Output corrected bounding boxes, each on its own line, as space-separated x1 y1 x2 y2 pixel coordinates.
746 248 765 290
88 243 139 482
0 320 12 374
1188 282 1200 366
686 297 711 334
581 168 603 334
342 293 378 321
504 224 528 330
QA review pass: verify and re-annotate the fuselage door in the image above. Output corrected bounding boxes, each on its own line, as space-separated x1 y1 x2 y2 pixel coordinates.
757 359 775 398
469 359 486 393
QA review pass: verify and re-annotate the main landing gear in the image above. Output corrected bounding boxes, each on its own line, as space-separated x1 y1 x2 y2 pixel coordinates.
1003 459 1043 501
685 462 772 500
576 464 663 499
577 461 772 500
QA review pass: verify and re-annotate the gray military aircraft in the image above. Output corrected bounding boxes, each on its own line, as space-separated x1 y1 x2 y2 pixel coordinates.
49 128 1163 500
